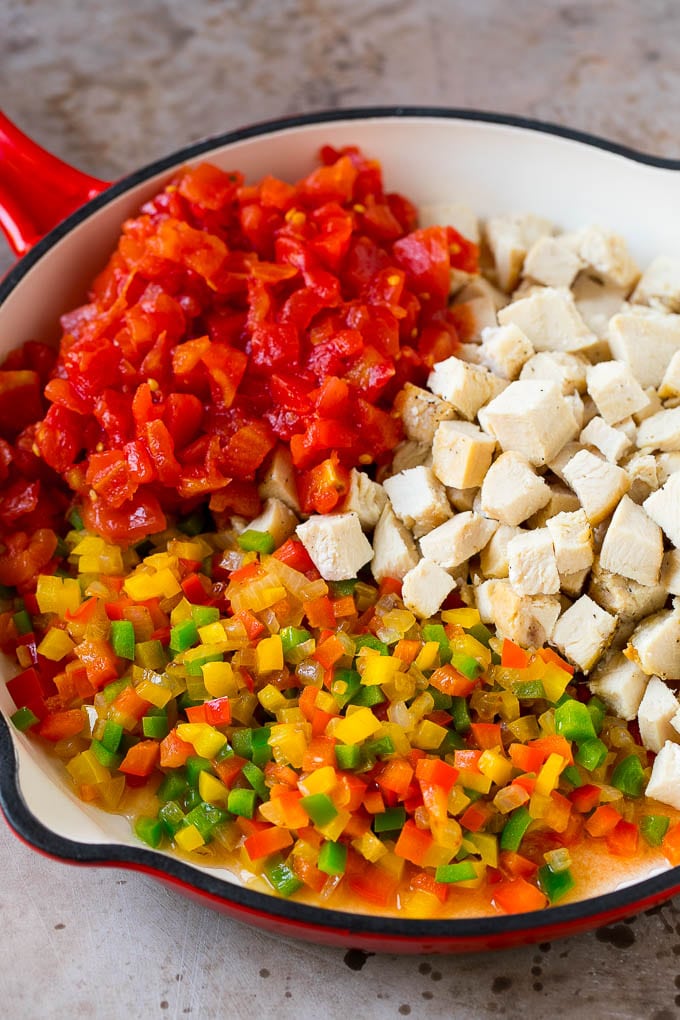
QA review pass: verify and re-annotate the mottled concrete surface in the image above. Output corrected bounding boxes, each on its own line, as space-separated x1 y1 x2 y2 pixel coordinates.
3 1 680 1017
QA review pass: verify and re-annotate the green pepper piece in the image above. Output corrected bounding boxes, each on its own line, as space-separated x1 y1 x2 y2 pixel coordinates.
611 754 646 798
329 579 358 597
538 863 575 903
185 755 213 787
466 622 493 648
110 619 135 660
170 619 199 654
185 651 223 676
158 800 186 836
331 668 362 708
511 679 546 699
90 739 122 768
500 806 533 852
300 792 338 827
102 677 129 704
157 773 189 804
421 623 451 664
435 860 478 884
575 738 608 772
280 626 312 658
439 729 466 753
428 687 453 711
183 787 203 812
317 841 347 876
373 806 407 833
135 815 164 849
227 787 258 819
142 714 169 740
587 696 606 736
231 728 253 760
12 609 33 636
335 743 362 770
191 605 220 628
554 699 597 743
184 801 229 841
237 529 275 555
134 639 166 671
364 735 395 759
354 634 389 656
9 706 38 731
251 726 273 766
68 506 84 531
561 764 584 788
450 696 472 734
264 856 303 897
451 651 483 681
242 761 269 801
640 814 670 847
350 684 386 708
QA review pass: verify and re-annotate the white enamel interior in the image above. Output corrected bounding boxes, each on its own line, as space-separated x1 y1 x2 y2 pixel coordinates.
1 113 678 901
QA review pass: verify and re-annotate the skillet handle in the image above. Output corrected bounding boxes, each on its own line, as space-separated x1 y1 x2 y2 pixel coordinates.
0 111 110 256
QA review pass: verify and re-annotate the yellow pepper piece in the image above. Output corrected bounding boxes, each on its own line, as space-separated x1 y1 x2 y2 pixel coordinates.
36 575 82 615
268 723 309 768
176 722 227 759
255 634 283 673
441 607 481 628
276 707 305 725
124 567 181 601
37 628 75 661
447 785 471 816
258 683 288 713
401 889 442 918
456 769 492 795
468 832 498 867
170 537 212 562
351 830 388 863
333 706 382 745
135 679 174 709
298 765 337 797
198 621 227 645
415 641 440 671
411 718 448 751
198 770 230 805
478 749 514 787
316 808 351 841
455 859 486 890
72 535 105 556
535 753 566 797
541 662 573 703
381 609 416 635
65 749 110 786
202 661 238 698
170 598 194 625
175 824 205 851
315 690 338 715
360 654 401 686
506 714 540 743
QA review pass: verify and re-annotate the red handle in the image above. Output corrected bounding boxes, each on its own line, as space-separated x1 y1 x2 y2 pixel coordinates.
0 111 110 256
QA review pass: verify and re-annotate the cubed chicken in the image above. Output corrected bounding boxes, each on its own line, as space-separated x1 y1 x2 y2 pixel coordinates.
296 512 373 581
370 505 420 582
526 483 581 528
476 578 561 648
632 255 680 313
418 201 480 243
560 566 591 597
507 529 560 596
580 416 633 463
431 420 496 489
245 498 298 549
451 295 498 340
628 610 680 680
562 448 630 524
419 512 498 573
658 350 680 399
340 469 388 531
546 509 594 575
479 524 524 579
485 212 553 292
478 323 535 380
655 451 680 484
571 273 628 339
660 549 680 597
551 594 617 673
566 226 640 290
523 235 583 288
585 360 649 425
497 286 595 354
401 558 457 619
643 471 680 547
608 312 680 388
478 380 579 466
396 383 457 444
258 445 300 511
588 558 667 625
637 676 680 752
480 450 551 526
637 406 680 452
519 351 588 394
427 357 505 421
644 740 680 810
624 451 659 504
633 386 662 424
588 649 649 721
599 495 664 587
388 440 432 475
382 466 451 539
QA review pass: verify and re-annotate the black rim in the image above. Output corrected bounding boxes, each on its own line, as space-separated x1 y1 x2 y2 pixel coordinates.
1 105 679 943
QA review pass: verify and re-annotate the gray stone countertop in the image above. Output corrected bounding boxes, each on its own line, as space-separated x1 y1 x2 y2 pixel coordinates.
2 2 680 1017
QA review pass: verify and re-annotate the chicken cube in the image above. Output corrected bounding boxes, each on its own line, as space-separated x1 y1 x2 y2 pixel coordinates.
637 676 680 752
479 450 551 526
401 558 457 619
419 512 498 573
588 558 667 625
340 469 388 531
571 273 627 339
523 235 583 288
608 312 680 388
562 448 630 524
585 360 649 425
427 357 505 421
418 201 480 243
396 383 457 444
655 451 680 484
245 498 298 549
485 212 553 292
580 416 633 463
588 649 649 721
644 740 680 810
546 509 594 575
658 350 680 399
628 610 680 680
388 440 431 475
370 505 420 582
660 549 680 597
560 567 591 597
634 386 662 424
497 286 596 354
296 512 373 581
624 451 659 503
479 380 579 466
431 420 496 489
507 529 560 596
566 226 640 290
477 578 561 648
631 255 680 313
479 524 524 578
643 471 680 547
551 595 617 673
382 466 451 539
526 483 581 527
519 351 588 394
258 445 300 512
598 495 664 587
451 295 498 340
478 323 535 380
637 406 680 452
446 486 478 512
